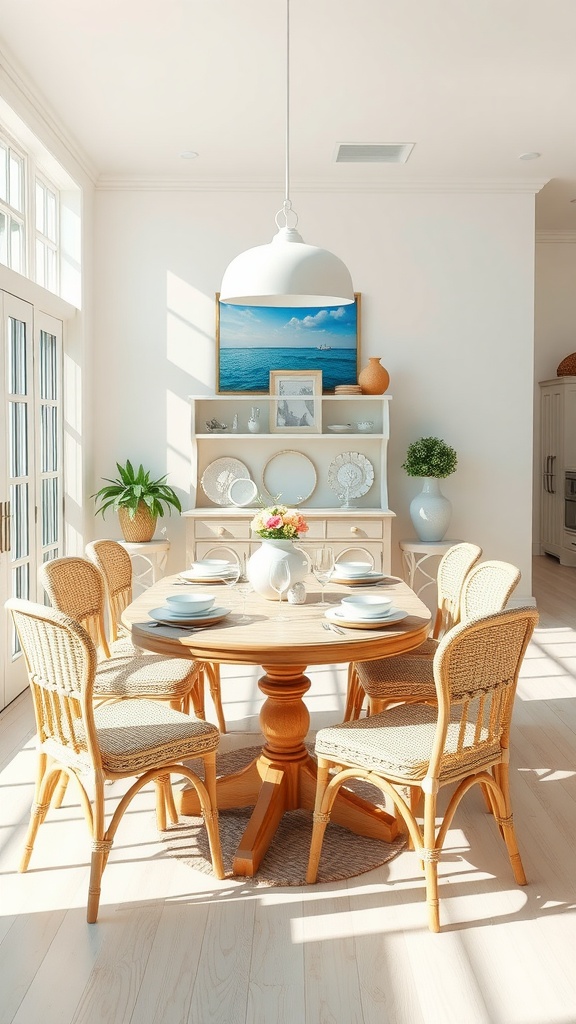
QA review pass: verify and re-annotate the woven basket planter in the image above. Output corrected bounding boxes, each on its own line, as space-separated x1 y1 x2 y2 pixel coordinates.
557 353 576 377
118 504 157 542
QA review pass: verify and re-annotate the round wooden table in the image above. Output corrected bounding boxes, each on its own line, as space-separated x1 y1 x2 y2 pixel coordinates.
122 575 431 876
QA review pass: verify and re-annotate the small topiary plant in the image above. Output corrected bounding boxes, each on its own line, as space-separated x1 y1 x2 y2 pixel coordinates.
402 437 458 479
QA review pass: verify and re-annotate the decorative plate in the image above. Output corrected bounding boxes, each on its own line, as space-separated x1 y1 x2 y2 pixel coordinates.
327 424 353 433
327 451 375 503
228 477 259 507
262 450 317 506
201 457 251 506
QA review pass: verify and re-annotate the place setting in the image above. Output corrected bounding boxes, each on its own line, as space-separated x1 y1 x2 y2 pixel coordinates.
330 558 401 587
324 592 408 630
178 558 241 585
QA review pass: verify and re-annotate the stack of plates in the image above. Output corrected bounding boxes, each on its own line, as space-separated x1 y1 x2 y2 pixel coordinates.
325 605 408 629
148 605 230 627
180 559 238 583
335 384 362 394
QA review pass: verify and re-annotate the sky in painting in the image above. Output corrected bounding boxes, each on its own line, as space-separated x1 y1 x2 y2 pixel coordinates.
218 302 357 349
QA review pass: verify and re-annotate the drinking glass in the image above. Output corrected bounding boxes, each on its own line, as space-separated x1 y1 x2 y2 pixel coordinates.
220 561 241 588
312 546 335 606
269 560 291 621
235 578 253 622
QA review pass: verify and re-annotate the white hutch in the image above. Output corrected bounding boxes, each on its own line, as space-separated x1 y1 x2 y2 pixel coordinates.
183 394 395 571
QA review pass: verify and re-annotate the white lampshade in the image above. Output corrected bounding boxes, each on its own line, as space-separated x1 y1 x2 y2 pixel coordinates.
220 226 354 308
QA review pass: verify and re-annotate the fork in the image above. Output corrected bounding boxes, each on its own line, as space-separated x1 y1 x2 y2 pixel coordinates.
322 621 345 635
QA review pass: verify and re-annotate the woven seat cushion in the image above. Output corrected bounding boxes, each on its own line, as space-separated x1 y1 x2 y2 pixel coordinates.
93 698 219 773
94 651 196 701
356 638 438 699
316 704 501 784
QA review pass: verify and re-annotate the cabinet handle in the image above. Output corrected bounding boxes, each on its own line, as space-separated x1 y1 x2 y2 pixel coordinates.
0 501 11 554
549 455 556 494
350 526 359 534
217 526 226 537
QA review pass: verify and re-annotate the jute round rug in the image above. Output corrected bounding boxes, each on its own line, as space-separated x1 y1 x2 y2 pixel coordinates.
160 745 407 887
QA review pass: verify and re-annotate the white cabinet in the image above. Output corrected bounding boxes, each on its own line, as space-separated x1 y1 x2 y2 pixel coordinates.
539 376 576 566
185 394 394 572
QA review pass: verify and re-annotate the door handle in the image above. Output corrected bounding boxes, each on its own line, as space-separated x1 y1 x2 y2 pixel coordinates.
0 501 11 554
549 455 556 494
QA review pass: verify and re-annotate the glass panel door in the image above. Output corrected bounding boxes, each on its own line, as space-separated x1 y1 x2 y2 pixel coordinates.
0 293 63 709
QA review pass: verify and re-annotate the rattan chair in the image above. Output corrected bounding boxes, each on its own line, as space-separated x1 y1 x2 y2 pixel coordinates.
7 598 224 923
353 559 521 718
40 555 203 715
85 540 227 732
344 542 482 721
307 606 538 932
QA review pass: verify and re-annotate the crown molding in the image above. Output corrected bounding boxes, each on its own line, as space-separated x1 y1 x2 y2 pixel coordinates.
536 230 576 243
0 44 98 185
95 175 550 194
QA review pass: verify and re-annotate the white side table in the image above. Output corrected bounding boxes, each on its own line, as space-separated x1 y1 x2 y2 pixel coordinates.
399 539 462 598
118 539 170 595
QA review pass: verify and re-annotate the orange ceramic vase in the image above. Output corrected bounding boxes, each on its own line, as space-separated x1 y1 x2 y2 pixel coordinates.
358 357 390 395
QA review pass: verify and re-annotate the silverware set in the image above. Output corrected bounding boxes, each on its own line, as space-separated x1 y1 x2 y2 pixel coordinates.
322 621 345 635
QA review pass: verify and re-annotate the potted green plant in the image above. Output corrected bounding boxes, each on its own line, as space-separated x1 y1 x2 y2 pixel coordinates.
402 437 458 542
92 460 182 542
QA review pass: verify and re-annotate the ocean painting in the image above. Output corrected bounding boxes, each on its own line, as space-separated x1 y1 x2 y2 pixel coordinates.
216 294 360 393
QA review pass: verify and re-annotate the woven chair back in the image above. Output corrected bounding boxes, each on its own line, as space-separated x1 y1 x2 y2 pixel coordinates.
460 560 521 622
433 542 482 639
86 540 133 642
7 598 99 764
39 556 111 657
430 606 538 784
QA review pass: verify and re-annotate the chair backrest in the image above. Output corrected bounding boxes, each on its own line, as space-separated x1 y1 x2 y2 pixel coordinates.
39 555 111 657
460 560 521 622
433 542 483 639
6 598 100 766
429 606 538 783
86 540 133 643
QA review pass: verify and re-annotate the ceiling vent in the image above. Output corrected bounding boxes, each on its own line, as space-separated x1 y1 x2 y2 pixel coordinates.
335 142 415 164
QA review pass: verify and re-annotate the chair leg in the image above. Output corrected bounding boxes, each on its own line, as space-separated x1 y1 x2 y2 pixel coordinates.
205 662 226 734
19 753 56 872
306 760 331 883
494 764 527 886
344 664 363 722
87 778 109 924
422 790 441 933
51 770 69 808
188 669 206 721
202 752 224 879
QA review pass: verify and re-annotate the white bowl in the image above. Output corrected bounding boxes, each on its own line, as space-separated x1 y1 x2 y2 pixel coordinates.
341 594 393 618
335 561 373 578
165 592 216 614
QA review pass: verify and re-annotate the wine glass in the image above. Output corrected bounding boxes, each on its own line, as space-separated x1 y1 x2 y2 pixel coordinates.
312 546 335 606
269 560 291 621
220 560 241 592
235 577 253 622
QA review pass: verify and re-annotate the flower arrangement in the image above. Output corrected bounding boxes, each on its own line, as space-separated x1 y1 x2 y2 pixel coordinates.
250 504 309 539
402 436 458 479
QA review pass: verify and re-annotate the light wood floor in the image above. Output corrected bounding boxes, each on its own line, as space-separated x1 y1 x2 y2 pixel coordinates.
1 555 576 1024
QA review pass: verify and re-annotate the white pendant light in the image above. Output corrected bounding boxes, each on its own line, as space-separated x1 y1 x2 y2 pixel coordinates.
220 0 354 308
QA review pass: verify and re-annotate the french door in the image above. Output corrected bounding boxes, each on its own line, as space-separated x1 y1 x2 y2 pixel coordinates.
0 291 64 710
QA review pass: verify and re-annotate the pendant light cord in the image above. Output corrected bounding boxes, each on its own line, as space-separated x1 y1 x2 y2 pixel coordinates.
276 0 298 231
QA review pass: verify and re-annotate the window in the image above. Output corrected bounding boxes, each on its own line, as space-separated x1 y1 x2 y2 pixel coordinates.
0 138 26 275
35 177 58 292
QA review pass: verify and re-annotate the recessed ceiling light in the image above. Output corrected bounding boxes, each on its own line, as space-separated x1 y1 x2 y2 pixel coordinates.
180 150 199 160
519 152 541 161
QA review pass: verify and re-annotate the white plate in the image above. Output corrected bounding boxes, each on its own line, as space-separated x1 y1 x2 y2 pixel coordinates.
331 570 387 585
325 606 408 629
201 457 251 506
228 477 258 507
328 452 374 504
149 606 229 626
327 424 353 433
262 450 317 506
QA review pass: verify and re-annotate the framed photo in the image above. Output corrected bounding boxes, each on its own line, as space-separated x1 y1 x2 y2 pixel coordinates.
269 370 322 433
216 293 361 394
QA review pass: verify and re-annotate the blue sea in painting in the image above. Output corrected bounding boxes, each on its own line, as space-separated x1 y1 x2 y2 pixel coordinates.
219 347 357 392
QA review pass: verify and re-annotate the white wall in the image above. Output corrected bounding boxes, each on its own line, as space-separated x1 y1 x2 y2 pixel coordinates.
92 187 536 595
533 238 576 550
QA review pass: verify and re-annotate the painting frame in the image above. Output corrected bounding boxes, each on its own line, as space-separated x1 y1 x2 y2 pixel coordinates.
269 369 323 434
215 293 361 395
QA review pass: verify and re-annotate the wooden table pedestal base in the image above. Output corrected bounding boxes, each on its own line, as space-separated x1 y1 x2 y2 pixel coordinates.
176 662 399 876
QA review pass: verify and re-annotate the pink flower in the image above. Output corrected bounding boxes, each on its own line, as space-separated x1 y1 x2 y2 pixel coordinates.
265 515 283 529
